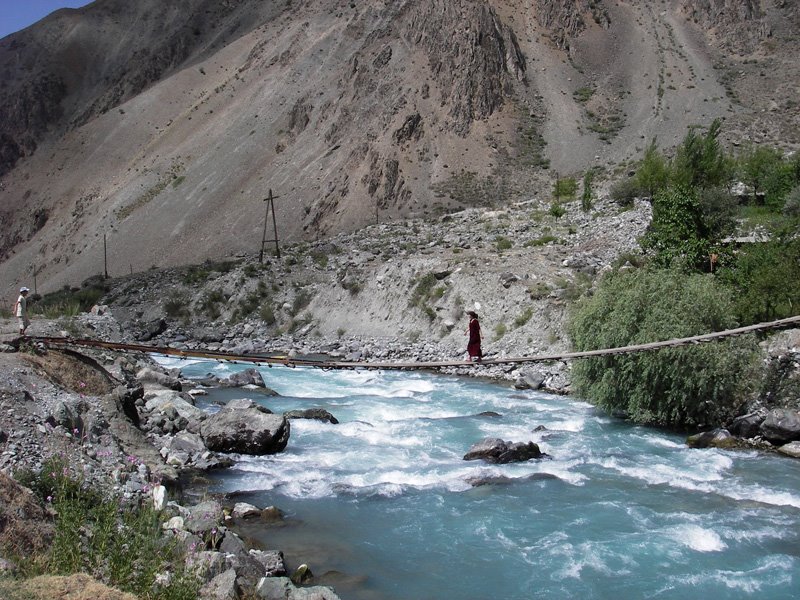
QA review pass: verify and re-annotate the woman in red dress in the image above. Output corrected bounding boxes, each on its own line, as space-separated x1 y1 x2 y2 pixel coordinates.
466 311 482 362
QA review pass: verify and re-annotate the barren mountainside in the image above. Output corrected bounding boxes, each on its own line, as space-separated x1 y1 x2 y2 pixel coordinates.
0 0 797 295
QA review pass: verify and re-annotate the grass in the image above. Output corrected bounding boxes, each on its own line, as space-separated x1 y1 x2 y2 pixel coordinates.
514 307 534 328
32 277 110 317
524 235 559 247
9 456 199 599
737 204 786 231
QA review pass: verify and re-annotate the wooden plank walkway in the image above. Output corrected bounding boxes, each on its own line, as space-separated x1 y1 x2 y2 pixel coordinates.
21 314 800 371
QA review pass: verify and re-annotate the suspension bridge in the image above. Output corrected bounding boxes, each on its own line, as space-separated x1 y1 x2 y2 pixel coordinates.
19 314 800 370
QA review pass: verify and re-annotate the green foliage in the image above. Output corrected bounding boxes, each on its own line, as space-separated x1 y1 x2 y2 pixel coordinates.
528 281 551 300
514 307 534 328
198 289 226 320
736 144 784 201
718 237 800 325
549 202 566 218
581 170 594 211
259 304 276 326
181 260 239 285
636 139 670 197
610 177 642 207
554 177 579 200
34 278 109 317
13 456 199 598
310 251 329 269
573 87 594 103
430 170 510 206
289 289 312 317
569 268 760 427
163 293 190 320
641 186 713 269
495 236 513 251
494 323 507 340
525 235 558 247
670 119 732 190
783 185 800 217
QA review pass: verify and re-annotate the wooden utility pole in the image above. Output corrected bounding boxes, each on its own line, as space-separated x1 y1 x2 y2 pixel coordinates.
103 233 109 279
259 189 281 262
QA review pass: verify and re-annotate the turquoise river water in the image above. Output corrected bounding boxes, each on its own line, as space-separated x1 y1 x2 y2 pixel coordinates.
159 357 800 600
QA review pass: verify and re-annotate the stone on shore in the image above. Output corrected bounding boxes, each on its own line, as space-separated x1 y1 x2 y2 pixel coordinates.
199 568 238 600
201 399 290 455
463 437 545 463
686 428 739 449
778 441 800 458
136 367 182 391
255 576 342 600
759 408 800 444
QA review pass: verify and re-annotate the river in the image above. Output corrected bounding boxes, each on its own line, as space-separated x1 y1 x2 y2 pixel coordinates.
159 357 800 599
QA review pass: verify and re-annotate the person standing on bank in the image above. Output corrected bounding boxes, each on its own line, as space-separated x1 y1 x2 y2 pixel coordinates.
466 310 482 362
15 286 30 336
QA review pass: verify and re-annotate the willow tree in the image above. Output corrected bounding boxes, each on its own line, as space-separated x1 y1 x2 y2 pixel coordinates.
568 267 761 428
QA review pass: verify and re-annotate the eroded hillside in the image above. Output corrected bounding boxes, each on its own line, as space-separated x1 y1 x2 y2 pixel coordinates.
0 0 797 296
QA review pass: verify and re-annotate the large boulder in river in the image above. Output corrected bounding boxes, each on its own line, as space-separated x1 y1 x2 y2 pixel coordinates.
759 408 800 444
463 438 545 463
284 408 339 424
220 368 279 396
201 399 290 455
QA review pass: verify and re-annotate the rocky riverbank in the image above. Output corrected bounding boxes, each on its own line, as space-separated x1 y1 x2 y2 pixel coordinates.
0 318 345 599
3 194 800 598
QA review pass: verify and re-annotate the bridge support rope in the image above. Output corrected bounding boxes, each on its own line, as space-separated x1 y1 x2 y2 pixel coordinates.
23 315 800 371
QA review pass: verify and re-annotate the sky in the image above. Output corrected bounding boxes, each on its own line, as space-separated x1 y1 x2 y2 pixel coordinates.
0 0 94 39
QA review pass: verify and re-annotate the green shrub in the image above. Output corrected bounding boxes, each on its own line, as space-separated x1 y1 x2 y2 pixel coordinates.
783 185 800 217
198 289 226 320
636 139 670 197
581 170 595 212
34 279 109 317
164 294 190 320
494 323 507 340
13 456 200 598
554 177 578 200
718 237 800 325
290 289 312 316
514 307 534 328
528 282 551 300
495 236 513 251
610 177 642 207
670 119 732 190
259 303 276 325
310 251 328 269
573 87 594 103
549 202 566 218
641 186 712 270
569 268 760 428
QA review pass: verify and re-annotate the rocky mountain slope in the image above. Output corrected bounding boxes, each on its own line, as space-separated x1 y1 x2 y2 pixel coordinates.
0 0 797 297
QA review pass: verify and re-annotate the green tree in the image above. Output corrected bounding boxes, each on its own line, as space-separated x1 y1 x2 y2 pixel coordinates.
671 119 732 190
636 138 670 197
718 237 800 324
568 268 760 428
641 186 711 269
581 170 594 212
737 144 784 204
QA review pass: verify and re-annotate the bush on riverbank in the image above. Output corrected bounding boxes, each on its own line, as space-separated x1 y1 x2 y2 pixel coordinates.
568 268 761 428
4 456 198 600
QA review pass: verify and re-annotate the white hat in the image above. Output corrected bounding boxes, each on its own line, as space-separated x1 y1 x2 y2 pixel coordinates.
20 287 29 293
